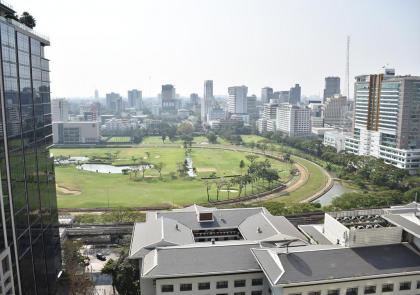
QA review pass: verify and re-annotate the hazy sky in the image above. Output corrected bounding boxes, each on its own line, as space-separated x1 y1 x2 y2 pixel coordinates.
11 0 420 98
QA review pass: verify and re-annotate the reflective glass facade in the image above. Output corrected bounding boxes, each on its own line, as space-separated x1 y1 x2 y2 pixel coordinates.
0 18 61 295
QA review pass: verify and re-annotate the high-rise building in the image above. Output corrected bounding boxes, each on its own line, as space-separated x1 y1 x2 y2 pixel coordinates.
128 89 142 110
247 95 258 120
278 91 290 103
345 68 420 173
106 92 123 114
161 84 176 112
276 105 311 137
228 86 248 114
0 5 62 294
51 98 69 122
323 76 341 102
202 80 213 122
261 87 273 104
323 95 350 128
289 84 301 105
94 89 99 99
190 93 199 106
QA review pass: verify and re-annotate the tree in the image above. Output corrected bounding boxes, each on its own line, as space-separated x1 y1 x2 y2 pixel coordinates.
161 133 167 143
61 240 94 295
19 12 36 28
154 162 165 178
204 180 212 201
214 178 226 201
102 248 141 295
206 132 218 144
239 160 245 175
263 168 280 188
139 159 149 179
177 121 194 136
245 154 259 164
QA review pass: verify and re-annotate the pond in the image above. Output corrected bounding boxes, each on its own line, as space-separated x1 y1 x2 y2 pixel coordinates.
313 181 352 206
76 163 152 174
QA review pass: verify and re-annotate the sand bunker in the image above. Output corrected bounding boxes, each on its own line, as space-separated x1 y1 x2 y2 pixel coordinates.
56 185 81 196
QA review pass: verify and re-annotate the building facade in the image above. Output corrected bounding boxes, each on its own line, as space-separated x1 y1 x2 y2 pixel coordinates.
276 105 311 137
53 121 100 144
261 87 273 104
345 69 420 173
228 86 248 114
323 95 350 128
161 84 177 112
289 84 301 105
247 95 258 120
128 89 142 110
105 92 122 114
51 98 68 122
202 80 213 122
0 5 61 294
323 76 341 102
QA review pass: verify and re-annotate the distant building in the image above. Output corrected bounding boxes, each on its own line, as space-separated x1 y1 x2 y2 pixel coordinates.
276 105 311 137
262 103 278 120
345 68 420 173
289 84 301 105
228 86 248 114
161 84 177 112
323 95 350 128
323 76 341 102
128 89 143 110
278 91 290 103
106 92 123 114
208 108 226 121
178 109 190 119
190 93 200 106
53 121 100 144
52 98 69 122
247 95 258 120
202 80 213 122
95 89 99 99
261 87 273 103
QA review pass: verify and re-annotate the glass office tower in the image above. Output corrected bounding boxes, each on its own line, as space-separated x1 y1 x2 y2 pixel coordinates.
0 3 61 295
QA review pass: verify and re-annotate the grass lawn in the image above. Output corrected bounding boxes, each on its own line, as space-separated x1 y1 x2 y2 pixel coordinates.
272 156 328 203
241 135 269 144
141 135 229 145
106 136 131 143
52 147 291 208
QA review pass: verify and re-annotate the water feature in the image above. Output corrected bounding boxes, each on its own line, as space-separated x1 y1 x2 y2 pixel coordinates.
76 163 152 174
313 180 352 206
185 157 197 177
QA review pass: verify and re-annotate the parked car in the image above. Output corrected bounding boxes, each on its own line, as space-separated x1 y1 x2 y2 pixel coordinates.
96 253 106 261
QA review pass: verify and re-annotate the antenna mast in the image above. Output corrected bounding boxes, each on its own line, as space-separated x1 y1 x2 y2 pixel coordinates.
346 36 350 99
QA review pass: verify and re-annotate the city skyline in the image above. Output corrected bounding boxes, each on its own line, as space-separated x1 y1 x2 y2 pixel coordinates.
10 0 420 98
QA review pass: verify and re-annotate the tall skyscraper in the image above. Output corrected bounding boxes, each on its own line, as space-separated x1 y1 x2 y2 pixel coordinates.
202 80 213 122
94 89 99 99
323 94 350 128
51 98 69 122
106 92 123 114
345 68 420 173
190 93 199 106
161 84 176 112
228 86 248 114
246 95 258 120
128 89 142 110
261 87 273 104
0 5 61 294
323 76 341 102
289 84 301 105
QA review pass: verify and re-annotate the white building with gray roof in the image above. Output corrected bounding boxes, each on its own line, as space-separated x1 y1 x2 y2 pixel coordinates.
130 203 420 295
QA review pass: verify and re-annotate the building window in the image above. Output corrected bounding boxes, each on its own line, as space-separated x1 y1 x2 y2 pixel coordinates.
328 289 340 295
346 287 358 295
180 283 192 291
400 282 411 291
198 282 210 290
252 291 263 295
235 293 246 295
364 286 376 294
216 281 228 289
234 280 246 287
382 284 393 292
417 281 420 289
252 278 263 286
2 257 10 272
309 292 321 295
161 285 173 292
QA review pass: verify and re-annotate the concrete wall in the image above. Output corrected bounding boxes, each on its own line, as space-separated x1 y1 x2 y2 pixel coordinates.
349 227 402 247
323 213 349 245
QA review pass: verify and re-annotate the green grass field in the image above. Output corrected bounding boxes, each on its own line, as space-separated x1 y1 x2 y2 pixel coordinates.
105 136 132 143
52 147 291 208
140 135 229 145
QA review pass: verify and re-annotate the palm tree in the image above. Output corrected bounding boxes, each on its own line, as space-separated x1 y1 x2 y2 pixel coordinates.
239 160 245 175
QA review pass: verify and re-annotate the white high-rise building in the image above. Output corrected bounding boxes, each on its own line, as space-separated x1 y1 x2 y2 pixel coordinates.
202 80 213 122
345 68 420 173
276 105 311 137
228 86 248 114
52 98 69 122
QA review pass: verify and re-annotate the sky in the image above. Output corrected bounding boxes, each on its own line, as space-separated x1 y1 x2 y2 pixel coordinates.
10 0 420 98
